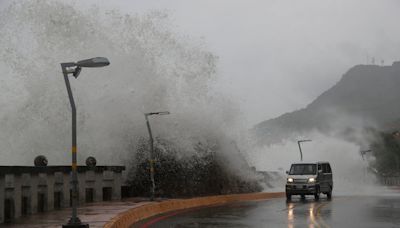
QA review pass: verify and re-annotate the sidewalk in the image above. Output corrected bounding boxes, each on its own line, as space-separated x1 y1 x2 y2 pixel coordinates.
0 198 153 228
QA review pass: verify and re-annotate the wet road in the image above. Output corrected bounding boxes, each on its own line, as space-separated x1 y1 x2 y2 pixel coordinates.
133 194 400 228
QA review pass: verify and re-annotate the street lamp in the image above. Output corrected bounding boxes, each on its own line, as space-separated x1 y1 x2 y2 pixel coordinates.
144 111 170 201
360 149 372 160
359 149 372 182
297 139 312 161
61 57 110 228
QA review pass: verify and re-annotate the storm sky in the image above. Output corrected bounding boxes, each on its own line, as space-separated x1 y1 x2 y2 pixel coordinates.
2 0 400 126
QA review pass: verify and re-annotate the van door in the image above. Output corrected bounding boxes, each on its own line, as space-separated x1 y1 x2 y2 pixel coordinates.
321 163 332 192
325 163 333 190
322 164 328 191
318 164 324 189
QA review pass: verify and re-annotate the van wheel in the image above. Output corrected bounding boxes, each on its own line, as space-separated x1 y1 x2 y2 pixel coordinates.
286 193 291 201
326 187 332 200
327 191 332 200
314 187 320 201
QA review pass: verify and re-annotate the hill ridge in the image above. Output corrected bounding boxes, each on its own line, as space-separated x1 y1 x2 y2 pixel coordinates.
253 61 400 145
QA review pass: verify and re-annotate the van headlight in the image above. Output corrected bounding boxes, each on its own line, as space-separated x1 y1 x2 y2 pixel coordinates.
287 178 294 183
308 177 316 183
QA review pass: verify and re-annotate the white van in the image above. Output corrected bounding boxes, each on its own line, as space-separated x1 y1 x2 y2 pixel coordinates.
285 162 333 201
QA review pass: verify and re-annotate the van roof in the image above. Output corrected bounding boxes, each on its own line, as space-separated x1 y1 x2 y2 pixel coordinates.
290 161 330 165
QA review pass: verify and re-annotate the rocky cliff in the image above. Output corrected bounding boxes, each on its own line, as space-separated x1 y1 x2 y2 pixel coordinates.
253 61 400 145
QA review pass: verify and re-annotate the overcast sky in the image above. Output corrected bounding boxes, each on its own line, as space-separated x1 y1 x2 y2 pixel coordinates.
4 0 400 126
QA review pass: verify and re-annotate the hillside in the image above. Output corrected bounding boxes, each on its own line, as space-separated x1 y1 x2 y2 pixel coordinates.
253 61 400 145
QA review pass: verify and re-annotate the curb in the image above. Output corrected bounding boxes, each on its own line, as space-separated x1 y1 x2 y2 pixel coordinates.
104 192 284 228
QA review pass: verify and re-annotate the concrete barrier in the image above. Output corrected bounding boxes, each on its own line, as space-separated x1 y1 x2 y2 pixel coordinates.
104 192 284 228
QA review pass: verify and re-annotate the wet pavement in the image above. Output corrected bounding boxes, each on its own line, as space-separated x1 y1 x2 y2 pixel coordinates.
133 194 400 228
0 198 152 228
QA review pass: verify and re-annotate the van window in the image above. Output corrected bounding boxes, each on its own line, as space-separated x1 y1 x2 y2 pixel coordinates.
289 164 317 175
322 164 327 173
327 164 332 173
321 163 332 173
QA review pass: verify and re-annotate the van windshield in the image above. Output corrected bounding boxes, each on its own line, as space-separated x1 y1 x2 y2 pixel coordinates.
289 164 316 175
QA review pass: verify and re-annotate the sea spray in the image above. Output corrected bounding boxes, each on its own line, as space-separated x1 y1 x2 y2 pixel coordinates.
0 0 256 189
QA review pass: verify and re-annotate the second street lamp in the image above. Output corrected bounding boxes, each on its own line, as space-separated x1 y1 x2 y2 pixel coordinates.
360 149 372 182
360 149 372 160
144 111 170 201
61 57 109 228
297 139 312 161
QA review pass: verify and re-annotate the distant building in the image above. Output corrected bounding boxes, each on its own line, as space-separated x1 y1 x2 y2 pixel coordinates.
0 165 125 223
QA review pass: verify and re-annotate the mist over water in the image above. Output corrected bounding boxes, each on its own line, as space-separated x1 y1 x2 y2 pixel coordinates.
0 1 246 168
249 130 388 195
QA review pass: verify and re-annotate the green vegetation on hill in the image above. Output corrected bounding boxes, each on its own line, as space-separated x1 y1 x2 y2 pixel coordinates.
369 130 400 176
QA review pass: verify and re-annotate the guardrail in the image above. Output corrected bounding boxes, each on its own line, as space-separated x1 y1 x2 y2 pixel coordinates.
381 176 400 186
104 192 284 228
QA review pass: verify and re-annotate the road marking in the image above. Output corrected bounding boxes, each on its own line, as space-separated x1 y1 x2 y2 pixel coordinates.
137 205 218 228
314 201 330 228
314 196 351 228
139 210 184 228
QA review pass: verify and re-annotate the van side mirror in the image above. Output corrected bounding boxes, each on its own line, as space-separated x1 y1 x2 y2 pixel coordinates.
286 171 289 174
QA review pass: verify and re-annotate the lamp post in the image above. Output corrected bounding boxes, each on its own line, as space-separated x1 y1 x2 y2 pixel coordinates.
297 139 312 161
61 57 110 228
144 111 170 201
360 149 372 182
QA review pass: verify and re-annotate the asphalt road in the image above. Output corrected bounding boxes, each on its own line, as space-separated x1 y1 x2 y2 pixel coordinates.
132 194 400 228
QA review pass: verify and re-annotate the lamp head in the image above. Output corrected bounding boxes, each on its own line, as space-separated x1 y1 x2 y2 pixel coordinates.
157 111 170 115
145 111 171 117
76 57 110 68
72 66 81 78
61 57 110 78
298 139 312 143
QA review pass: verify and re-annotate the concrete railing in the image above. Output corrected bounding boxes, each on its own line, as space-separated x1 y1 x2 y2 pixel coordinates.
381 176 400 186
104 192 284 228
